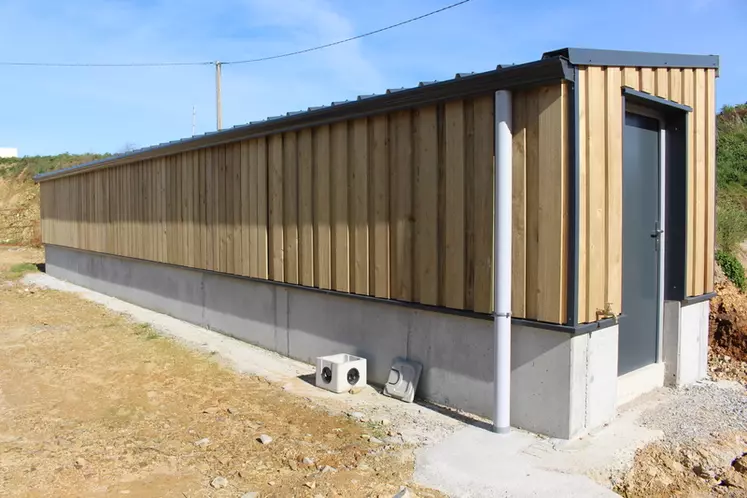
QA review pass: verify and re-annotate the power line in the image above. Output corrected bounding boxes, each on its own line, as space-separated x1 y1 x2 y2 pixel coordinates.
0 60 212 68
0 0 473 68
224 0 473 65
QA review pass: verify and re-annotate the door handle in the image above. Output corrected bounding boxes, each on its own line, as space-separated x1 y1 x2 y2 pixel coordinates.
650 229 663 238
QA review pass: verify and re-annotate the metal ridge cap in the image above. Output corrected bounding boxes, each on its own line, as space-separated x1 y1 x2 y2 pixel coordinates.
35 57 569 183
543 47 720 70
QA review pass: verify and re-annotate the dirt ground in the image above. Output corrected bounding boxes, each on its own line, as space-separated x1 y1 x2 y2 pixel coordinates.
0 246 441 497
617 268 747 498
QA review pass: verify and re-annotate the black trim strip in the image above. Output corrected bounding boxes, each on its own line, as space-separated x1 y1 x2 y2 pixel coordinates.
45 243 612 335
543 48 719 71
682 292 716 305
36 57 573 183
622 87 693 113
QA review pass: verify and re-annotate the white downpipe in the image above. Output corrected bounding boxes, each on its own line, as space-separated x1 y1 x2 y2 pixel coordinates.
493 90 512 434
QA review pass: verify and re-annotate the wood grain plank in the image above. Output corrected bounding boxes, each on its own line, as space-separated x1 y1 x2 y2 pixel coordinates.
390 110 413 302
668 69 683 104
537 84 568 323
283 132 299 284
443 100 465 309
577 69 589 322
257 137 269 279
472 95 494 313
213 145 229 273
586 67 607 322
525 89 541 320
224 145 236 274
232 144 242 275
370 115 390 298
682 69 695 295
640 67 654 93
414 106 438 305
623 67 639 89
198 152 207 269
240 140 252 277
351 118 369 295
269 134 285 281
655 68 669 99
331 121 350 292
298 128 315 287
606 67 623 315
182 153 194 267
205 149 215 271
512 92 528 318
314 125 332 289
191 152 201 268
705 69 716 292
693 69 707 296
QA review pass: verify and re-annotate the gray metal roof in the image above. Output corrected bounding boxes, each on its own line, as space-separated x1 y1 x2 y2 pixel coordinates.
35 55 571 182
35 47 719 183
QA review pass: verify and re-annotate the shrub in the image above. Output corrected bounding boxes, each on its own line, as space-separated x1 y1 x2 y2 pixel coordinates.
716 250 746 291
716 189 747 254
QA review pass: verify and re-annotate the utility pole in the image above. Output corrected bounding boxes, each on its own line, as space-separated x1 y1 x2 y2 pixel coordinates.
215 61 222 131
192 105 196 136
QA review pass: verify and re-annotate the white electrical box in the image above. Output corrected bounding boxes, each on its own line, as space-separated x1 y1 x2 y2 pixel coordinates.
315 354 367 393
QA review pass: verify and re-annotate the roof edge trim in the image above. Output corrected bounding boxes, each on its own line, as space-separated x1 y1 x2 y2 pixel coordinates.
36 56 572 183
543 47 719 71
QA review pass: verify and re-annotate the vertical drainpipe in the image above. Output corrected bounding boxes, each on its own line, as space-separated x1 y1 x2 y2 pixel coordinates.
493 90 512 434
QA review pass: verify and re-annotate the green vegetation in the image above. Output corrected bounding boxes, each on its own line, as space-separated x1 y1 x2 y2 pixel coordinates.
6 262 39 279
716 103 747 289
716 250 746 291
0 153 109 180
134 323 160 341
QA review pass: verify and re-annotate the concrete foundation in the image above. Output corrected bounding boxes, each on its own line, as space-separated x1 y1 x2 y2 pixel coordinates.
45 244 619 439
662 299 710 387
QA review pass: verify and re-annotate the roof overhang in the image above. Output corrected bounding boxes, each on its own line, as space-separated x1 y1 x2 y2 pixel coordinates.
543 47 719 71
35 56 574 183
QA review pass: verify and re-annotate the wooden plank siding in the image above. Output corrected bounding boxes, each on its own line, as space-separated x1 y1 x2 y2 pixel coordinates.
576 66 716 323
39 86 569 321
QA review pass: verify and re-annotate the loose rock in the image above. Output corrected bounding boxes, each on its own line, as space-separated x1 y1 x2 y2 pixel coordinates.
349 411 365 420
210 476 228 489
321 465 337 473
241 493 259 498
393 486 417 498
369 436 384 444
258 434 273 445
287 460 298 471
74 457 87 469
227 407 237 414
203 407 219 414
733 454 747 474
305 481 316 489
302 457 315 466
194 437 210 447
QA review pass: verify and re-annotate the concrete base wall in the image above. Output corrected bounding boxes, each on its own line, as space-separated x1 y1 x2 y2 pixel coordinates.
45 245 618 439
662 300 710 387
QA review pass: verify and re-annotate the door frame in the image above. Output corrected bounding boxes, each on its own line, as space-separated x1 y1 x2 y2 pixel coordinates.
622 102 667 367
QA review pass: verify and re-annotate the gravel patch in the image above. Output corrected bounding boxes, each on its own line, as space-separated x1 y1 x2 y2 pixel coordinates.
639 381 747 443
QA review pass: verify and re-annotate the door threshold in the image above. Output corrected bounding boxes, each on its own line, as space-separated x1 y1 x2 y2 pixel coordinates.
617 362 665 407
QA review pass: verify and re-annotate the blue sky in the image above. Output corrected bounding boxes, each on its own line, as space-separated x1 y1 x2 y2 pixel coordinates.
0 0 745 156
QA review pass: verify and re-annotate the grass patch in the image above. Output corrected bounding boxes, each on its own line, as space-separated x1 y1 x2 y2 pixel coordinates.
0 153 110 180
6 262 39 279
134 323 160 341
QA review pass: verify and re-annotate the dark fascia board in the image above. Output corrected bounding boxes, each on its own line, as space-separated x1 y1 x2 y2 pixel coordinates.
623 87 693 113
682 292 716 305
35 56 574 183
543 47 719 71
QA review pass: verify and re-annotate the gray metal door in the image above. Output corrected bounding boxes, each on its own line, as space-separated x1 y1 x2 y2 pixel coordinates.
619 112 661 375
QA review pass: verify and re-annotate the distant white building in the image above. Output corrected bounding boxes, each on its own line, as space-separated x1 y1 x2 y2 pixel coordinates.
0 147 18 158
